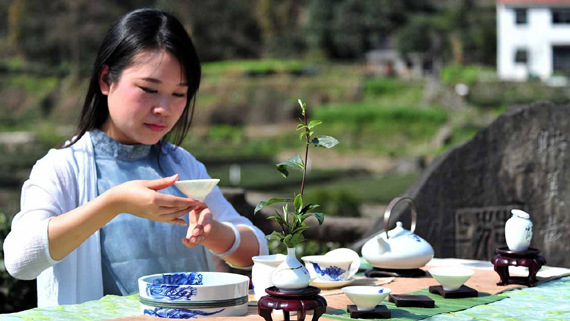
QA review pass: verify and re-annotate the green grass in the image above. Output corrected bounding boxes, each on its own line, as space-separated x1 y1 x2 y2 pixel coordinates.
202 59 307 75
303 171 420 205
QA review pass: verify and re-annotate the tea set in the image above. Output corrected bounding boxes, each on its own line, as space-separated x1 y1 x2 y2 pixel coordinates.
137 180 540 319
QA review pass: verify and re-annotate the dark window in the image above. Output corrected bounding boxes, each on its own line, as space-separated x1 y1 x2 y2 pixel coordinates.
552 8 570 24
515 49 528 64
553 46 570 74
515 8 527 24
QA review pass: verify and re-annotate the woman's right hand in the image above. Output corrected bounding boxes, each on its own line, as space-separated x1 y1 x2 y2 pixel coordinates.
106 174 193 225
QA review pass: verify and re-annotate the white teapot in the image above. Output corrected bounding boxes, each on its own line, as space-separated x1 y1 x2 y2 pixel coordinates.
362 197 434 269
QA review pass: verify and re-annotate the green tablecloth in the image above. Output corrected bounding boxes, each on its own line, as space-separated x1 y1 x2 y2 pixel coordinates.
3 277 570 320
323 288 505 321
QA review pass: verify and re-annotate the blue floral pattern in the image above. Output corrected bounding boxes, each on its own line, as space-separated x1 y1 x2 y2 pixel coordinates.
145 273 203 300
143 307 224 319
312 263 346 281
156 273 204 285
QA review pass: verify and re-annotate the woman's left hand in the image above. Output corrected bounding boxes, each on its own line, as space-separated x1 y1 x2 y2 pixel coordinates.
182 201 213 247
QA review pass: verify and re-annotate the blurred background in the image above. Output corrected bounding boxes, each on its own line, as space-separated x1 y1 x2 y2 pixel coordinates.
1 0 569 313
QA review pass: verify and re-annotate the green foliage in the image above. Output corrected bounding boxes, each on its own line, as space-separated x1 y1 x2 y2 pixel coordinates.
202 59 307 75
396 14 448 59
0 212 37 312
314 103 448 125
305 190 361 217
255 99 338 248
363 77 412 97
468 81 570 107
189 0 262 61
440 64 495 85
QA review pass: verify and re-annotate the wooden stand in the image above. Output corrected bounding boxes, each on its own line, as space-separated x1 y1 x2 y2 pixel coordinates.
347 305 391 319
491 247 546 287
429 285 478 298
258 286 327 321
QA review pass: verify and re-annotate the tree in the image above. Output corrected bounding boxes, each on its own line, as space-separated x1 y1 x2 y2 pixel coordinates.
255 0 307 58
306 0 437 59
188 0 262 61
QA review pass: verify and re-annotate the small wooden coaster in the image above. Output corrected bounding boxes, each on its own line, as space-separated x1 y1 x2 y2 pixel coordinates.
428 285 478 298
388 294 435 308
347 304 391 319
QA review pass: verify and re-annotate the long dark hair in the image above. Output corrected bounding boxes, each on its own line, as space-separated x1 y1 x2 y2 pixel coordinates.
66 8 201 147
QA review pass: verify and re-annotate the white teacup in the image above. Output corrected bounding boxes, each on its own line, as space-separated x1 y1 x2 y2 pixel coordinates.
301 255 355 282
429 267 475 291
342 286 391 311
174 179 219 200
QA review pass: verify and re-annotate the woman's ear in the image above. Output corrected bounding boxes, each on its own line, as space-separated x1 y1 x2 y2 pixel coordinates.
99 65 111 95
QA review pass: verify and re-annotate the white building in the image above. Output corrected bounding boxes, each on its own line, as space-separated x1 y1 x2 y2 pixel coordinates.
497 0 570 81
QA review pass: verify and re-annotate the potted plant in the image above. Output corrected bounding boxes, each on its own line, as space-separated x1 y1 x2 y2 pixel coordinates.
254 99 339 292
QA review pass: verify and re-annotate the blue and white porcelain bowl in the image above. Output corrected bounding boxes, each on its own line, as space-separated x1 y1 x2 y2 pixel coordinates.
301 255 354 282
138 272 249 319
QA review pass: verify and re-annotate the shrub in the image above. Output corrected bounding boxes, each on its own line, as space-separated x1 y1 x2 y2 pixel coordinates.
0 212 37 313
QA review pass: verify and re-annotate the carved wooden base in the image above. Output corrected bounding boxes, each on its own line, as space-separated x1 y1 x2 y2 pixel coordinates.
257 286 327 321
491 247 546 287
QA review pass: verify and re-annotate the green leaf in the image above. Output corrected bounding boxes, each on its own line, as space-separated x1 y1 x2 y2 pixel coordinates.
298 99 306 115
254 198 293 214
300 203 320 214
305 212 324 225
276 154 304 177
267 215 283 224
294 194 303 213
308 120 322 130
296 124 307 130
311 135 339 148
286 232 305 247
298 131 306 141
291 224 309 235
266 231 285 242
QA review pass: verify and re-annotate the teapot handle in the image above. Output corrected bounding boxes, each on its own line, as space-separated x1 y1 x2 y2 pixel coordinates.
384 197 417 239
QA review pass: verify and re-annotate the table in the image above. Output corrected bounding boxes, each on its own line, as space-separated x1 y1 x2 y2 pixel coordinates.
3 258 570 321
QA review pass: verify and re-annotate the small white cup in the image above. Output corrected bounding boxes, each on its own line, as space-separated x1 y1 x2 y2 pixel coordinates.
342 286 391 311
429 267 475 291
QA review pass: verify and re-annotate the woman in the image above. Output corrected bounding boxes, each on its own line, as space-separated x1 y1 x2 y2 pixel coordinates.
3 8 268 307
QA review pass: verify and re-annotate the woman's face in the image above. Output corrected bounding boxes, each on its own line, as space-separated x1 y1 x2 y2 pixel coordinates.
99 49 188 145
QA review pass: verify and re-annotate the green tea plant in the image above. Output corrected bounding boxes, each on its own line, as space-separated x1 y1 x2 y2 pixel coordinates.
254 99 338 248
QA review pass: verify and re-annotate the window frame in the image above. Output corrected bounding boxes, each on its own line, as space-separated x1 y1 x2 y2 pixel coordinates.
515 8 528 25
514 49 529 64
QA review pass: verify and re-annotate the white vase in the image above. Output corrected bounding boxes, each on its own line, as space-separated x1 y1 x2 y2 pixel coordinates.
271 247 310 293
251 254 286 301
505 209 533 252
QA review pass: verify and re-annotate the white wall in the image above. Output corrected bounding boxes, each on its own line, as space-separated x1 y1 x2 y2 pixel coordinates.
497 3 570 80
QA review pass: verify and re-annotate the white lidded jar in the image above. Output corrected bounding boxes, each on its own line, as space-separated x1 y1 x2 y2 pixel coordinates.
505 209 533 252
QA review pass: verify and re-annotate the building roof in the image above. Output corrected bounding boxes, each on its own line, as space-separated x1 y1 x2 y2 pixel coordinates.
498 0 570 4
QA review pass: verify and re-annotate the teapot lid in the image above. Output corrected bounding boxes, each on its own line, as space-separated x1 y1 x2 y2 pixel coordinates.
384 197 417 240
386 221 411 238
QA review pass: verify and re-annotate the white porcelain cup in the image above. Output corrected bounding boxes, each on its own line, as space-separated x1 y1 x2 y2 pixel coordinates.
342 286 391 311
251 254 286 301
301 255 355 282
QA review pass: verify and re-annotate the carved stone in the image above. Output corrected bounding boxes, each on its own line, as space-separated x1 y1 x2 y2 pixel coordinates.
353 102 570 267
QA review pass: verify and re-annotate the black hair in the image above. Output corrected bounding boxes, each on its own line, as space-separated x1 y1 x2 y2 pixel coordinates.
66 8 201 147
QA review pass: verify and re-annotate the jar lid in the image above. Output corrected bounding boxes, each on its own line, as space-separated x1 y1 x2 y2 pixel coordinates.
511 209 530 219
